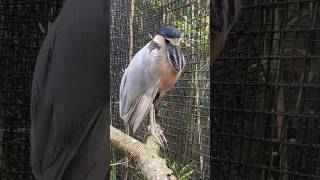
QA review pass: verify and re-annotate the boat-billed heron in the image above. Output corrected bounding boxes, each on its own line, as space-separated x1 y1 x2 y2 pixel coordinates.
30 0 109 179
119 26 185 147
211 0 241 61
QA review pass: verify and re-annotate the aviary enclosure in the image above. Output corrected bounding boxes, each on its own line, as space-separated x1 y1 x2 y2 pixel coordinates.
110 0 210 179
213 0 320 179
0 0 320 180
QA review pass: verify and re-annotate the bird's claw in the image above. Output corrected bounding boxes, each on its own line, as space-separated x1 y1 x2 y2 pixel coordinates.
147 124 167 148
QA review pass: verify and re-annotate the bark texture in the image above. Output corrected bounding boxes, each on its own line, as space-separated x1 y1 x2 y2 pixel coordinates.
110 126 178 180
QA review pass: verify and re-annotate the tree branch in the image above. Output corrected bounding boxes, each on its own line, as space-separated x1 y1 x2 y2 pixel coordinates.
110 125 178 180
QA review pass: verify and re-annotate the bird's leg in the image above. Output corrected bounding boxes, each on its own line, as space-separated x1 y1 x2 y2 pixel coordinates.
148 105 162 146
152 106 167 145
147 104 167 148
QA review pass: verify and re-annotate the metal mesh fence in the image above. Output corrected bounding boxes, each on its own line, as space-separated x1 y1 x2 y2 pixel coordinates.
212 0 320 179
110 0 130 178
0 1 63 179
2 0 320 179
110 0 210 179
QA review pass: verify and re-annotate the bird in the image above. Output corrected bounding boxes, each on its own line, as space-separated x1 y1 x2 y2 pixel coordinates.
119 26 185 147
211 0 241 61
30 0 109 179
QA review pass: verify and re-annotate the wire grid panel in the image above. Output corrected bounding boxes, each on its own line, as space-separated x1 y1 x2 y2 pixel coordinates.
212 0 320 179
110 0 131 178
111 0 210 179
0 1 63 179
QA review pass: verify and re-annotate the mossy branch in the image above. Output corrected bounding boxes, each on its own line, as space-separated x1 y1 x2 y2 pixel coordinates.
110 125 178 180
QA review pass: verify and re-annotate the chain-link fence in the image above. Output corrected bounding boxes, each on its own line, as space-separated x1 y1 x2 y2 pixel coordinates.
110 0 210 179
212 0 320 179
0 1 63 179
2 0 320 180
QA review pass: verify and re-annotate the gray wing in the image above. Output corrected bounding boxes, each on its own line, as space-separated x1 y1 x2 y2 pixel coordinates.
119 43 160 132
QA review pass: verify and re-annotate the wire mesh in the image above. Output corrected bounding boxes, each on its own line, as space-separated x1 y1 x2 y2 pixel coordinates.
110 0 210 179
0 1 62 179
212 0 320 179
110 0 130 178
3 0 319 179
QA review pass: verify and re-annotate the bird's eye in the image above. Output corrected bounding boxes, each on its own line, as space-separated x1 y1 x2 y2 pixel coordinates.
165 39 170 44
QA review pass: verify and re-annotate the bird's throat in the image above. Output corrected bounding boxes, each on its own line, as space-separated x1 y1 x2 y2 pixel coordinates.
166 43 183 72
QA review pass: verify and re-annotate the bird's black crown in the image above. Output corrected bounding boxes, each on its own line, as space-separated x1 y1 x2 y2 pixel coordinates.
156 26 181 38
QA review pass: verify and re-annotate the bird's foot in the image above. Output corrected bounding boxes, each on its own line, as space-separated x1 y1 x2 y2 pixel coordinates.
147 124 167 148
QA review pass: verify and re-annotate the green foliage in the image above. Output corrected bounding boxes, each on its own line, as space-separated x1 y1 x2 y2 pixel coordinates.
162 150 194 180
109 156 144 180
110 156 118 180
110 150 194 179
168 161 194 180
114 0 210 179
128 165 145 179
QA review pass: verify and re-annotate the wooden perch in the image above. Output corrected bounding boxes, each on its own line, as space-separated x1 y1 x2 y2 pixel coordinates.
110 126 178 180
